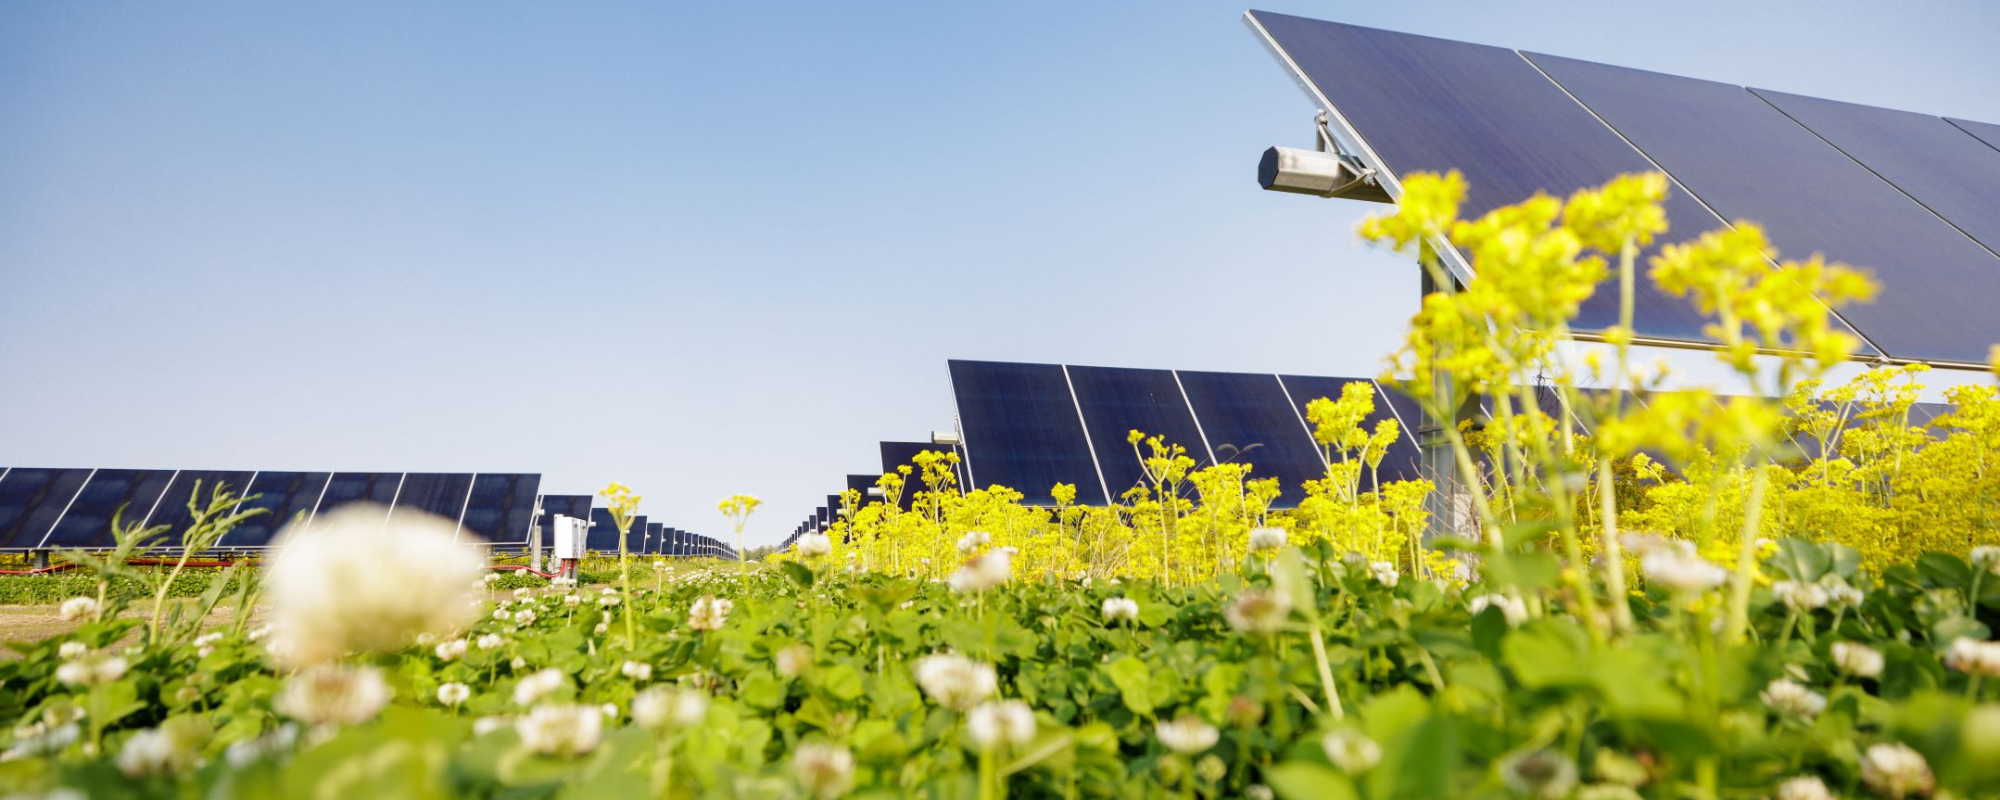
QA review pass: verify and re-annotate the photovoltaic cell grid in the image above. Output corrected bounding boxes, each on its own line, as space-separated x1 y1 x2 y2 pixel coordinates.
0 469 541 551
1246 11 2000 366
948 360 1423 510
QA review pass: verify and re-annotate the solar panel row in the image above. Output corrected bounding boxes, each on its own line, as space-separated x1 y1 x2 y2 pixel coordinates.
1246 12 2000 366
0 469 542 551
948 360 1423 509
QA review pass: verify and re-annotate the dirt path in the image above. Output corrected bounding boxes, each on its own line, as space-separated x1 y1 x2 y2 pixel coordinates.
0 602 264 658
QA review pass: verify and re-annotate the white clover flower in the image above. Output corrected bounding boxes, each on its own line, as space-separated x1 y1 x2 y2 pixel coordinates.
247 625 271 642
58 641 89 660
956 530 991 555
563 594 581 608
601 703 619 718
1859 742 1933 799
1321 729 1382 774
275 664 391 726
965 700 1036 751
688 596 733 631
513 668 567 706
1369 561 1400 587
775 644 815 678
1247 527 1288 553
1772 581 1830 612
96 655 128 684
1224 589 1292 635
515 704 603 758
1102 597 1140 624
1641 550 1727 596
593 623 609 635
476 634 505 651
514 609 537 627
472 716 512 736
1832 641 1884 678
437 682 471 707
1827 581 1865 609
1971 545 2000 575
117 726 195 778
632 686 709 730
1944 637 2000 678
913 653 998 711
58 596 98 623
263 504 485 667
1469 593 1528 625
1245 785 1274 800
795 533 832 558
621 660 653 681
1775 775 1834 800
434 636 468 664
483 573 502 584
792 742 856 800
53 660 94 687
1499 750 1579 800
1155 714 1219 755
598 595 621 608
949 550 1013 595
1760 679 1827 719
492 608 513 622
653 559 667 570
510 656 528 670
513 588 532 600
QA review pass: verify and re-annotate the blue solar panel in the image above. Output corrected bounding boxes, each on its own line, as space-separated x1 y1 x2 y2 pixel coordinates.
586 508 626 552
391 473 475 522
846 474 876 504
1754 91 2000 260
949 360 1105 506
535 494 592 547
1245 13 1716 343
1174 371 1325 509
0 468 93 549
142 470 256 538
313 472 401 524
219 471 330 548
1525 52 2000 365
1276 376 1423 486
1949 118 2000 152
1067 365 1212 501
459 474 540 543
646 522 663 554
43 469 178 549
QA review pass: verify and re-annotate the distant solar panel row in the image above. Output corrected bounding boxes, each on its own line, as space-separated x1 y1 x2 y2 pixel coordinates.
0 469 540 551
1246 12 2000 366
948 360 1421 508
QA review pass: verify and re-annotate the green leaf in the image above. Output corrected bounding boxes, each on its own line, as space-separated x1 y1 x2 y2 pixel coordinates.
1769 538 1832 582
1102 655 1155 715
1500 619 1593 689
780 560 815 590
1273 547 1316 615
1265 761 1361 800
1918 553 1973 589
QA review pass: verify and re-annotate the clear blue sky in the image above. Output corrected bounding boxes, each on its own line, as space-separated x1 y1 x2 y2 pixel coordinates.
4 1 1997 547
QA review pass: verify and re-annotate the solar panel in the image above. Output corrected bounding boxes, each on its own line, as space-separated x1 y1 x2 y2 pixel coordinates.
142 470 256 537
1949 118 2000 152
311 472 402 526
459 474 540 544
1752 90 2000 261
845 474 876 506
646 522 663 554
1276 376 1423 485
0 468 93 550
42 469 178 549
1067 365 1212 501
219 471 331 548
948 360 1106 506
879 441 966 508
1524 53 2000 365
1174 371 1326 509
390 473 475 524
1244 13 1716 343
587 508 625 552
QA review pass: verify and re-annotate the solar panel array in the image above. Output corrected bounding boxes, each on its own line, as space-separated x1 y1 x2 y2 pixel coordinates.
1246 12 2000 366
0 468 541 551
948 359 1422 509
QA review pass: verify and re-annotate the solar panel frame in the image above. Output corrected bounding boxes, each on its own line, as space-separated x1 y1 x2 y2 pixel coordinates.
41 469 179 549
1067 365 1214 502
217 471 332 549
0 468 94 550
1948 118 2000 152
948 359 1106 506
1524 51 2000 365
1174 370 1328 510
